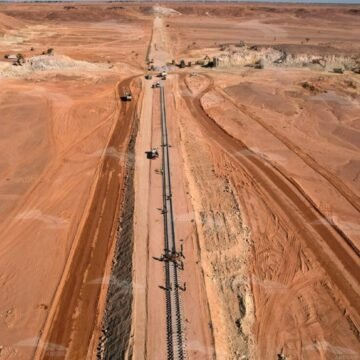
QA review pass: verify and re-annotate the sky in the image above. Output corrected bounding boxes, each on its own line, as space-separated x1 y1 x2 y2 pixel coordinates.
1 0 360 3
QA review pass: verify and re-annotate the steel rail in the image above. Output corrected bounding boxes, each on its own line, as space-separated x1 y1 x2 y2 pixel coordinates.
160 85 185 360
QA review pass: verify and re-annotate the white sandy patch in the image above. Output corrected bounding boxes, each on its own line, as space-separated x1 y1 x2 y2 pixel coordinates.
152 6 181 16
0 54 110 79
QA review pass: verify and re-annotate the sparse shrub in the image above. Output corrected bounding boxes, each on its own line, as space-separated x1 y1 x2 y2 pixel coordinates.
236 41 245 47
254 60 264 69
15 53 25 66
301 81 316 92
312 58 326 67
333 68 344 74
345 80 356 89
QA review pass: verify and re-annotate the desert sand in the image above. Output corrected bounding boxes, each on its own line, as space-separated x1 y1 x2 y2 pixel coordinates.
0 2 359 360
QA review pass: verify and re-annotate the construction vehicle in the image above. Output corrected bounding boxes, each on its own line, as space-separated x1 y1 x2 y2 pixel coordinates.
179 59 186 68
152 81 161 88
160 70 167 77
162 75 167 80
333 68 344 74
145 74 152 80
120 87 132 101
146 148 159 159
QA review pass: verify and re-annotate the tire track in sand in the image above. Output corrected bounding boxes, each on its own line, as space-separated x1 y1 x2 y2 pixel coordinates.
217 86 360 213
179 74 360 321
34 76 139 359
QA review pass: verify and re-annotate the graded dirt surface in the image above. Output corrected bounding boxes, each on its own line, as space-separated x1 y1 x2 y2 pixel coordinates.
0 3 359 360
165 3 360 57
154 3 359 359
161 4 360 359
0 4 151 359
179 71 360 358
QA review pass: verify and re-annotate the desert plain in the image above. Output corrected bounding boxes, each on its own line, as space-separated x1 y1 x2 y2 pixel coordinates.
0 2 359 360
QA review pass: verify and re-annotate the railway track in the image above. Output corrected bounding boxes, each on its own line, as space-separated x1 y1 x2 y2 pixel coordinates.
159 84 185 360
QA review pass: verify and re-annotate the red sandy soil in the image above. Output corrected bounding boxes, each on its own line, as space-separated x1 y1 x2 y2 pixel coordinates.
130 15 214 360
178 71 360 358
0 3 359 360
0 5 151 359
0 3 151 67
163 5 360 358
165 3 360 57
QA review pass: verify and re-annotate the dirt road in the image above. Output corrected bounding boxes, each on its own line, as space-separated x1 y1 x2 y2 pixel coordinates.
128 11 360 359
175 71 360 358
1 4 359 359
34 77 139 359
129 78 153 359
129 16 214 360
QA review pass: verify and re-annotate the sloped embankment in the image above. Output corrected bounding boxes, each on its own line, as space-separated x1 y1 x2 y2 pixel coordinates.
97 106 139 360
217 45 359 71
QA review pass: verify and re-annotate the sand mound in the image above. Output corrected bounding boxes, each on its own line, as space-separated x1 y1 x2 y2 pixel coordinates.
0 13 25 34
152 6 181 16
0 54 108 79
2 6 137 23
217 46 359 71
218 47 282 67
26 55 102 71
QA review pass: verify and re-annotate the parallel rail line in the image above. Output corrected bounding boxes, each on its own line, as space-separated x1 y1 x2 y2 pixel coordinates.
160 85 185 360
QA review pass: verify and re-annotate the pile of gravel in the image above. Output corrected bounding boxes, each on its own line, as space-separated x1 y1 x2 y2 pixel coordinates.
217 46 359 71
0 54 107 78
152 6 181 16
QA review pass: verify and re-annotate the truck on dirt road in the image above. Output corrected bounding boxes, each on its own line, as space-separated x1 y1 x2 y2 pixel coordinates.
121 87 132 101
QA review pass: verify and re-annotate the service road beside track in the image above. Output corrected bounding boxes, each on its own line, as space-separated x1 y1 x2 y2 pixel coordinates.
160 84 186 360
